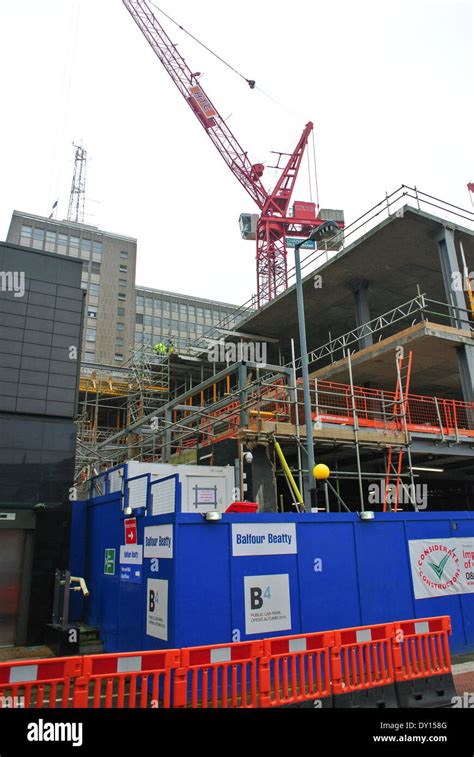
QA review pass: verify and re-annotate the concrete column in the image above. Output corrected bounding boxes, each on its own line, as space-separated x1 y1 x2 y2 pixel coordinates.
251 445 277 512
457 345 474 403
349 278 373 350
436 226 465 330
436 227 474 402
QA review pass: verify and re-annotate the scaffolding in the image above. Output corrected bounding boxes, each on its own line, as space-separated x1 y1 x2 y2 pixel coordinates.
127 340 170 425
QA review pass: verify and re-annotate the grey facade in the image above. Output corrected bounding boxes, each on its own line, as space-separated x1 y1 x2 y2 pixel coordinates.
7 211 137 367
135 286 238 353
0 242 83 645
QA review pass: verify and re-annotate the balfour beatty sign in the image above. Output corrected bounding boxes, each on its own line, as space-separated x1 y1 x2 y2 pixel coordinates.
232 523 297 556
144 525 173 559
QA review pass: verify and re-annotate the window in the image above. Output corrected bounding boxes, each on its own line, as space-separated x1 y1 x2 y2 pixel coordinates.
116 338 124 348
144 315 152 326
171 302 178 313
188 305 195 318
136 314 143 325
136 296 144 308
90 262 101 275
70 235 80 252
32 227 45 248
89 283 100 297
20 224 33 245
84 351 95 363
153 317 161 328
117 307 125 317
119 264 128 273
197 307 204 318
145 297 153 309
93 241 102 260
57 233 68 253
115 353 124 362
88 306 97 318
171 319 178 330
162 318 170 330
81 239 91 260
81 282 88 291
120 251 128 259
118 292 126 301
117 323 125 332
119 279 127 288
45 230 56 252
86 327 96 342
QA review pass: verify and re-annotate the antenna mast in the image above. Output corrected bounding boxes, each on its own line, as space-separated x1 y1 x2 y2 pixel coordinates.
68 143 87 223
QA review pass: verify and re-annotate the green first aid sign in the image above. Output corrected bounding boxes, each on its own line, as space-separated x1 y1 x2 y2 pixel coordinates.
104 548 116 575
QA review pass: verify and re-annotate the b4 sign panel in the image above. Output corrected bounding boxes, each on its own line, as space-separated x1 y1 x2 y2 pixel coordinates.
244 574 292 635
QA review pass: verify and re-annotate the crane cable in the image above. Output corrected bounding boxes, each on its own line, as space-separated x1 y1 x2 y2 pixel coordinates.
148 1 306 122
148 1 256 89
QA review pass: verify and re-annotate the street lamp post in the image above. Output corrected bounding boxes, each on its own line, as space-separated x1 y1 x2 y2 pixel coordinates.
294 221 339 512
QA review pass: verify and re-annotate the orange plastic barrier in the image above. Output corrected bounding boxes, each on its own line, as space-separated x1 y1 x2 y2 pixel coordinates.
331 622 398 707
0 656 83 709
173 640 263 708
76 649 181 708
0 617 455 709
260 631 333 708
391 616 456 707
392 616 452 682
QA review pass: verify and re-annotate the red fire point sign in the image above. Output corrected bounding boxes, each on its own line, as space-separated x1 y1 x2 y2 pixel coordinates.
124 518 137 545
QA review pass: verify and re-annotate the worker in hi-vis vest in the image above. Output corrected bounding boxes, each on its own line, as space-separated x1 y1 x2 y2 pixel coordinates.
154 342 167 355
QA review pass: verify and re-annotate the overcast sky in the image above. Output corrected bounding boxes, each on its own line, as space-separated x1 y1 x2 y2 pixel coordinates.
0 0 472 305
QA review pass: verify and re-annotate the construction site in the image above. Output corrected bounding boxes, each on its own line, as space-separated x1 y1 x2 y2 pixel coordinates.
0 0 474 732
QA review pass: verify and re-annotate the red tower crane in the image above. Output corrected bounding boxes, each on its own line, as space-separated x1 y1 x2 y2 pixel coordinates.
123 0 343 306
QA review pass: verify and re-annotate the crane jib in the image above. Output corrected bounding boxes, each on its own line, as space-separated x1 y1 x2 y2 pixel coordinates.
189 86 217 120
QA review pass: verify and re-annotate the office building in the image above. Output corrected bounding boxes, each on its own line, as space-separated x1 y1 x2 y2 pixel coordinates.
0 241 83 645
7 211 137 367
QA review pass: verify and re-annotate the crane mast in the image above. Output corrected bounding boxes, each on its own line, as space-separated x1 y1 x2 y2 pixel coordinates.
123 0 330 306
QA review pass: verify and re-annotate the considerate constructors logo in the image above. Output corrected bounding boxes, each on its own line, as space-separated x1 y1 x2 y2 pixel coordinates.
417 544 461 590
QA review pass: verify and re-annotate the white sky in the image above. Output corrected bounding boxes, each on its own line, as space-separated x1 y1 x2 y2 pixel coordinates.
0 0 472 305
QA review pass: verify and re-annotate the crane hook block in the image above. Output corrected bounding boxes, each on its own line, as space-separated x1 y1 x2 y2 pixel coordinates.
247 79 256 89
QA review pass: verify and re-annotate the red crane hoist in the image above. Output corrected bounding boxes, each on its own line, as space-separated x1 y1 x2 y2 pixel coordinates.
123 0 344 306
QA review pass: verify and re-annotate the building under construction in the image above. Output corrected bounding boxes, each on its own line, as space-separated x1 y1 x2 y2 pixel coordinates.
78 186 474 515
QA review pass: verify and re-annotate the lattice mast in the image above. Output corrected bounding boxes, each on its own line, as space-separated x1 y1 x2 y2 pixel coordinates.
68 143 87 223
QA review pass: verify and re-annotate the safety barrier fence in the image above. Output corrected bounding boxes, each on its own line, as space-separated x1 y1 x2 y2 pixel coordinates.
0 616 455 709
172 374 474 457
309 380 474 438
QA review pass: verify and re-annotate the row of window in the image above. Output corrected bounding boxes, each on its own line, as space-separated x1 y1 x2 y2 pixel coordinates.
136 315 211 333
20 225 103 260
136 295 232 321
20 226 131 276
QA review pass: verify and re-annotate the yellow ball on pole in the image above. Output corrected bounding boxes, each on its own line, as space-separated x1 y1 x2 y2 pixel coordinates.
313 463 330 480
